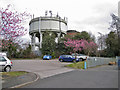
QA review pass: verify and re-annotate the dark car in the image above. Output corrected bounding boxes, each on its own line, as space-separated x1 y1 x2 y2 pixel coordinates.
43 55 52 60
59 55 79 63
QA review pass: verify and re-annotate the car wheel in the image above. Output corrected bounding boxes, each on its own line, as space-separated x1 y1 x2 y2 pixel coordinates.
4 66 11 72
73 60 76 63
60 59 63 62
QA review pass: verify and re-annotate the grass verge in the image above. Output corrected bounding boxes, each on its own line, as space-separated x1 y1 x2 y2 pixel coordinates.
1 71 28 79
65 61 84 69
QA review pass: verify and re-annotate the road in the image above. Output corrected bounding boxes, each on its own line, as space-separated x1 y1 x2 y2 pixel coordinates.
11 59 75 79
22 65 118 88
11 59 118 88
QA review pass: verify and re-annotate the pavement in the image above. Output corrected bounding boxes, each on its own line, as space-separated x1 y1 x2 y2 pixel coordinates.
2 72 40 89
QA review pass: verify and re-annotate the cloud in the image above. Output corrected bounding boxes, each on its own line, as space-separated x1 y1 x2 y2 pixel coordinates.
68 1 118 37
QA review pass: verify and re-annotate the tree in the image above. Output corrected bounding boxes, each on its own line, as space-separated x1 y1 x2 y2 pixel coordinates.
0 4 31 49
109 13 120 56
21 45 37 58
105 31 119 57
67 31 95 42
97 32 107 51
41 31 56 56
79 31 91 40
64 39 97 56
83 41 98 56
0 39 20 58
0 4 31 58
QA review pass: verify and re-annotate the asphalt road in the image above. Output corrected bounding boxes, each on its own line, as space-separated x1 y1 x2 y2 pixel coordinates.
11 59 75 79
11 59 118 88
21 65 118 88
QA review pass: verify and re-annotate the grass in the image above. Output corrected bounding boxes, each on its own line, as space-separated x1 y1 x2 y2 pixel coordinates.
1 71 28 79
65 61 85 69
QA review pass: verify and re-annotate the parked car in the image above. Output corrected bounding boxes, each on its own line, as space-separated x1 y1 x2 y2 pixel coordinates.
72 53 89 61
59 55 79 63
0 52 7 56
43 55 52 60
0 55 13 72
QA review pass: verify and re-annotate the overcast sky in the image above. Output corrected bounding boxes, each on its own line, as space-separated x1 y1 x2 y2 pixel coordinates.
0 0 119 42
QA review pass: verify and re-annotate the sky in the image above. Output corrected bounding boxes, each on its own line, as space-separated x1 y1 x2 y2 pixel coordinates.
0 0 119 42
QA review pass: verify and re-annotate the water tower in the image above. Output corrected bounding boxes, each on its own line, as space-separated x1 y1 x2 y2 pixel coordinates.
29 11 68 55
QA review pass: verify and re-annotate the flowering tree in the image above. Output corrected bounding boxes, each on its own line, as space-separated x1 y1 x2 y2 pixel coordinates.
0 4 31 50
64 39 97 56
83 40 98 56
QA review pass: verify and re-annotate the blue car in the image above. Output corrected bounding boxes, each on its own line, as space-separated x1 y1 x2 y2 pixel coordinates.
43 55 52 60
59 55 79 63
118 59 120 70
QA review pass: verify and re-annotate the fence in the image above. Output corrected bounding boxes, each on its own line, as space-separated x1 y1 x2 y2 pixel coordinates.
87 57 116 68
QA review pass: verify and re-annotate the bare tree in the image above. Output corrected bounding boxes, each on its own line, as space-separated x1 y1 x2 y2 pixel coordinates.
109 13 120 55
97 32 107 50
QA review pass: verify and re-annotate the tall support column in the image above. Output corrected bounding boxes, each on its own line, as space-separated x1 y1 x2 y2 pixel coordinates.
57 33 61 43
39 17 42 48
57 33 60 38
32 33 36 51
33 33 36 43
31 34 33 43
62 34 65 38
59 17 61 38
31 35 33 51
40 32 42 48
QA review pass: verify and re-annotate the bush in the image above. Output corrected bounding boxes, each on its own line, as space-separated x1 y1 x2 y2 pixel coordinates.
51 52 55 59
22 52 37 59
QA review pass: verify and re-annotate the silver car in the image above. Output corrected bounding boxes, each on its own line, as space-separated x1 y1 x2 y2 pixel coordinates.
0 56 13 72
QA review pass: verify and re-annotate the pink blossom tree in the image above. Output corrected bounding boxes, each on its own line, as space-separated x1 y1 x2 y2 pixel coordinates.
64 38 98 56
0 4 31 50
81 40 98 56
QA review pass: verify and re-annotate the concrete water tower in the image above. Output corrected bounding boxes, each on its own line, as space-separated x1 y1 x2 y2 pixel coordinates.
29 11 68 54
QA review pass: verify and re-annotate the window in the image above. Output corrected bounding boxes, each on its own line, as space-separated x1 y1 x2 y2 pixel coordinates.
0 56 7 61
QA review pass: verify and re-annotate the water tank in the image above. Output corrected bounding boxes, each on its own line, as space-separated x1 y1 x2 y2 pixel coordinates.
29 16 68 34
29 14 68 53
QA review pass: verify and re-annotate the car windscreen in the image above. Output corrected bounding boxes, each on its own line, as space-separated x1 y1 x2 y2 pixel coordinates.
0 56 7 61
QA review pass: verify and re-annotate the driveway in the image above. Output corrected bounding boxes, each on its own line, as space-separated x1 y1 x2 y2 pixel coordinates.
11 59 75 79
